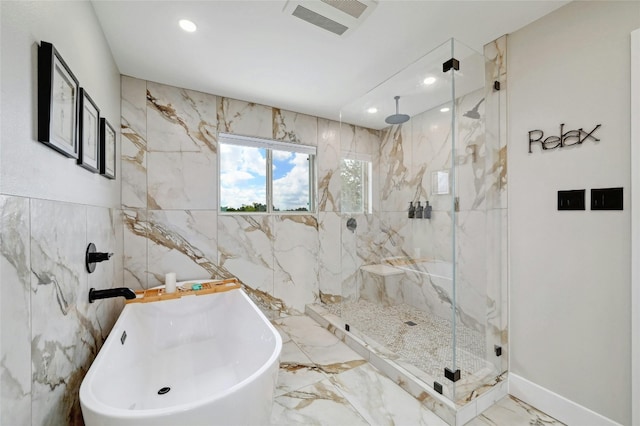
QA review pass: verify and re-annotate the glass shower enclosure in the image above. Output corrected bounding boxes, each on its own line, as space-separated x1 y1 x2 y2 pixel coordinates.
330 38 507 406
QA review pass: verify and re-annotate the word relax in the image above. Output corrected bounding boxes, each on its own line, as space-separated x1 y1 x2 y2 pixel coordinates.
528 123 601 153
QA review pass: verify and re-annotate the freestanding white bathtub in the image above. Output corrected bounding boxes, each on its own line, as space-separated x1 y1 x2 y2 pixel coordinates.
80 286 282 426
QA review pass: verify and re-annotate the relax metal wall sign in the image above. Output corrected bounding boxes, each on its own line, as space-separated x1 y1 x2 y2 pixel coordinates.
528 123 601 153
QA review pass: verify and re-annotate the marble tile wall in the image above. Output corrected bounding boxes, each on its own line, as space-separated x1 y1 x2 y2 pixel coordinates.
0 195 123 424
1 196 31 425
121 76 350 315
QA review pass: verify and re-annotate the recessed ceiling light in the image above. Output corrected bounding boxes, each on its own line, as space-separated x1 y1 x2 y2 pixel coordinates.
179 19 197 33
367 107 378 114
440 107 450 112
423 77 436 85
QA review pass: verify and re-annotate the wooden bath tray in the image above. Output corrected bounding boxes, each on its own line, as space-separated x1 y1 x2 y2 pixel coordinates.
125 278 241 304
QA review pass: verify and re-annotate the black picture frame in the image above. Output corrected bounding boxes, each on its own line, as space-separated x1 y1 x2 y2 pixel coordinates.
99 118 116 179
37 41 79 158
78 88 100 173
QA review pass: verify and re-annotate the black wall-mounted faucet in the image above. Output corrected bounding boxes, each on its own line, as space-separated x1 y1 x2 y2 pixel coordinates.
89 287 136 303
86 243 113 273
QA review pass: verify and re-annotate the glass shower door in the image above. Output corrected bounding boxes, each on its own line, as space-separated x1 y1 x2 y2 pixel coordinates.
330 37 506 406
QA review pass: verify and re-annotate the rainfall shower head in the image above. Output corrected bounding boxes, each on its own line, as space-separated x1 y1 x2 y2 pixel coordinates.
385 96 410 125
463 98 485 120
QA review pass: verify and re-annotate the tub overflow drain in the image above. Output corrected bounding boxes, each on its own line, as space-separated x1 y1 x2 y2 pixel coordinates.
157 387 171 395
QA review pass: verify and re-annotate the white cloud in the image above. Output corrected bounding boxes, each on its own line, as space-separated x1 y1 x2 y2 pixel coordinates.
220 170 255 186
220 143 267 208
273 150 293 161
220 184 266 209
273 153 310 210
220 144 266 176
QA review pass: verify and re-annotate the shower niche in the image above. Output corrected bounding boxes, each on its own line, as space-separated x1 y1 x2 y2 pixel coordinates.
307 38 508 424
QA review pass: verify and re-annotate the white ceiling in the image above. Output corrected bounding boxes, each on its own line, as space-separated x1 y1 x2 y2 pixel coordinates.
92 0 568 128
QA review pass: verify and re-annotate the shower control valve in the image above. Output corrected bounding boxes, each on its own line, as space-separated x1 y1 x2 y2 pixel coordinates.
85 243 113 273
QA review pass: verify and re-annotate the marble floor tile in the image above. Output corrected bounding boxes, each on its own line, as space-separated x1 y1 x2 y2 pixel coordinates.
276 340 328 397
330 363 449 426
274 315 366 374
270 379 369 426
465 395 565 426
273 314 563 426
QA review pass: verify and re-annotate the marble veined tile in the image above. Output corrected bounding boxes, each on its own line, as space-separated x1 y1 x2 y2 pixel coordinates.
484 36 507 210
354 126 380 156
330 363 448 426
317 119 341 212
274 316 366 374
29 199 91 425
121 75 147 209
122 76 147 139
273 215 319 314
30 199 86 314
379 123 419 212
410 106 453 213
317 212 342 303
146 209 219 287
341 123 379 157
217 97 272 139
0 195 31 426
273 108 318 146
217 215 274 295
123 209 149 290
147 151 216 210
454 209 491 332
340 122 357 154
146 81 217 153
275 339 328 397
455 89 489 212
270 379 368 426
84 206 123 343
466 395 565 426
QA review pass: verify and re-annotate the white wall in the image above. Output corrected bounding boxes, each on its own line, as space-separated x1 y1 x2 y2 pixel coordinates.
1 2 123 423
631 27 640 426
508 2 639 424
1 0 120 208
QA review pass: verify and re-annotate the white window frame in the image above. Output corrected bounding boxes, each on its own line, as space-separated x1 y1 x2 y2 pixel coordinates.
218 132 317 214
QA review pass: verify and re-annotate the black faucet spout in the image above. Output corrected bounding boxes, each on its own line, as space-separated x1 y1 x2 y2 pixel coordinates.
89 287 137 303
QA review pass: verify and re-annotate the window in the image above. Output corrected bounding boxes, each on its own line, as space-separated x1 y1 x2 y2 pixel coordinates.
219 133 316 213
341 153 372 214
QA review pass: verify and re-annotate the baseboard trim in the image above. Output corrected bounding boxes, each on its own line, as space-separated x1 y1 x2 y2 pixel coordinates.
508 374 621 426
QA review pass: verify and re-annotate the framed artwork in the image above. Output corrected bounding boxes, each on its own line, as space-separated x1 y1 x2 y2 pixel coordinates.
99 118 116 179
37 41 79 158
78 88 100 173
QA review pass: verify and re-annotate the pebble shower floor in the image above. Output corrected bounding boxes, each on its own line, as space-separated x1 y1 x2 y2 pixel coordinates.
325 300 488 384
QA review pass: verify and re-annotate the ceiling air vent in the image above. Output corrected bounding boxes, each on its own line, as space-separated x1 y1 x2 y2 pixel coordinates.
321 0 368 19
284 0 377 36
292 5 348 36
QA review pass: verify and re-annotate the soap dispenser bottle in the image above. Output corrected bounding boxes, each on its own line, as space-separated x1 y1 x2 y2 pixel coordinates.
415 201 423 219
424 201 432 219
408 202 415 218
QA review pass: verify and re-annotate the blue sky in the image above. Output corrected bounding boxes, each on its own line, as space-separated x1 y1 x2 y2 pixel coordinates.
220 144 309 210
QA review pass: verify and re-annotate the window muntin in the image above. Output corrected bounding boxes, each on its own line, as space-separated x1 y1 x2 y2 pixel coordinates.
219 133 316 213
